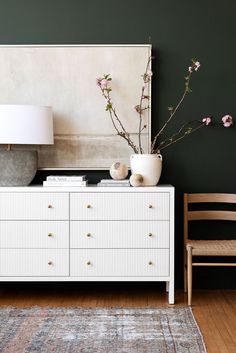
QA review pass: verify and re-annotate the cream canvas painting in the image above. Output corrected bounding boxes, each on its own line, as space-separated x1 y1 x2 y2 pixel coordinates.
0 45 151 169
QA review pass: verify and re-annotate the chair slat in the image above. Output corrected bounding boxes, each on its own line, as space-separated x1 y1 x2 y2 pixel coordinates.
188 193 236 204
188 210 236 221
192 263 236 266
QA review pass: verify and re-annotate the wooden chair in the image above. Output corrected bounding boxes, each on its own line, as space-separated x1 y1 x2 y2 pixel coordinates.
184 193 236 305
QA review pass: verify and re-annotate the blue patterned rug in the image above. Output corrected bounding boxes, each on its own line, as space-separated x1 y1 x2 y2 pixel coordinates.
0 307 207 352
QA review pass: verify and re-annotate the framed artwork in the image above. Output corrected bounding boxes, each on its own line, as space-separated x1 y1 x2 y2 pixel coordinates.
0 45 151 169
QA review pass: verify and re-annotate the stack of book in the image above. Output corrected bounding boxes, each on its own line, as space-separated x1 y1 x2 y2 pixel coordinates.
97 179 130 187
43 175 88 187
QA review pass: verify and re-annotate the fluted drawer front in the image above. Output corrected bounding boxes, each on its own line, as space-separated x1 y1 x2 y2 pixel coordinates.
70 193 169 220
0 193 69 220
71 221 169 248
0 249 69 276
0 221 69 248
71 249 169 277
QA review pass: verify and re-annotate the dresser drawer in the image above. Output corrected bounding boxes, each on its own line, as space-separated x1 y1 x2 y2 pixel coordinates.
0 193 69 220
0 221 69 248
70 193 169 220
70 249 169 277
0 249 69 276
71 221 169 248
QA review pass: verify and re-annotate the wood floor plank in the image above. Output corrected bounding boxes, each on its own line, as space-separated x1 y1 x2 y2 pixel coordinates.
192 290 236 353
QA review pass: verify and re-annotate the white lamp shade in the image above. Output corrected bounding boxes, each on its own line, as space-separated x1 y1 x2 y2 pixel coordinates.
0 105 54 145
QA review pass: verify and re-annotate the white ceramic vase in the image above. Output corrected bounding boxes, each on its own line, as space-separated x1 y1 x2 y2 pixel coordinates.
130 153 163 186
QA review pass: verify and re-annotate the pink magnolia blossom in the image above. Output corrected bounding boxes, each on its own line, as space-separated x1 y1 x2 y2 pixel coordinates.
222 115 233 127
96 78 109 89
189 61 201 74
100 79 109 89
202 116 212 125
194 61 201 71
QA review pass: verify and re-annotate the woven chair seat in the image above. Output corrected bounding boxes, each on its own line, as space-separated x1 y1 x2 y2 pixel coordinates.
186 239 236 256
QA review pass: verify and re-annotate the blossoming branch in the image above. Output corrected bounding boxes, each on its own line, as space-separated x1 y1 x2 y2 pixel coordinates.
96 57 152 154
97 58 233 154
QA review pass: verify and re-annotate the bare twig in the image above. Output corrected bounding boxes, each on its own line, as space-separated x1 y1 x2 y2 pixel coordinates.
153 122 205 152
151 70 193 153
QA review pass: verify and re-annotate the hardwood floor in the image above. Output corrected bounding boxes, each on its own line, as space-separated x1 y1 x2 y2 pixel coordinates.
0 284 235 353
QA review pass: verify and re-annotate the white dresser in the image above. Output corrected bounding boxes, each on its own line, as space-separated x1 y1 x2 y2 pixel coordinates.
0 185 175 304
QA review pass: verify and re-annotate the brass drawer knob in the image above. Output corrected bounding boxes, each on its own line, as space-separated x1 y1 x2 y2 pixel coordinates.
148 233 153 237
86 233 91 237
148 204 153 209
48 233 53 237
86 204 91 209
48 261 53 266
48 204 53 209
86 261 92 266
148 261 153 266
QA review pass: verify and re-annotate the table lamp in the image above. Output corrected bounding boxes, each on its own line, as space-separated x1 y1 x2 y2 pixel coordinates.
0 104 54 186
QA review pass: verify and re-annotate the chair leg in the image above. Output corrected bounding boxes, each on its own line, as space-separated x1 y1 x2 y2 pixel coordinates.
184 248 187 293
187 247 193 306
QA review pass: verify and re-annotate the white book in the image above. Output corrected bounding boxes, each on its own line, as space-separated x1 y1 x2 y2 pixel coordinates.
97 183 130 187
100 179 130 183
100 181 130 186
46 175 87 182
43 181 88 187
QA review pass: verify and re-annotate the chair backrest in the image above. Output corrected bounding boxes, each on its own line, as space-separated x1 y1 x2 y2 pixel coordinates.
184 193 236 244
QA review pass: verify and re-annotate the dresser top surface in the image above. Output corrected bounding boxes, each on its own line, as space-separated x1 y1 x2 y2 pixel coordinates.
0 184 174 193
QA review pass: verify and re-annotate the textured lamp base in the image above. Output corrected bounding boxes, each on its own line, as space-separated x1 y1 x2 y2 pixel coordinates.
0 150 38 186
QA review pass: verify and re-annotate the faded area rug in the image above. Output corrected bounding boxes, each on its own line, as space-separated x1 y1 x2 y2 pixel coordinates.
0 307 207 353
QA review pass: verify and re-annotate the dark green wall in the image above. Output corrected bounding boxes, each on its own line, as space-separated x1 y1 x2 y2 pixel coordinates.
0 0 235 288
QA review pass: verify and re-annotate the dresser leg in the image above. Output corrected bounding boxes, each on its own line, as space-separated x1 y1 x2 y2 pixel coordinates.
168 280 175 304
166 281 169 292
